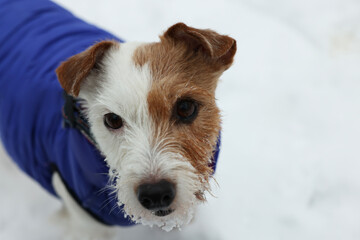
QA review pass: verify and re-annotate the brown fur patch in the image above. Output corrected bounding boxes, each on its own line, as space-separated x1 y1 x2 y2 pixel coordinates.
56 40 119 96
133 23 236 181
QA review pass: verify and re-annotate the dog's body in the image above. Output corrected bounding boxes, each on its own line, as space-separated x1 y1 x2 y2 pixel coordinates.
0 0 235 233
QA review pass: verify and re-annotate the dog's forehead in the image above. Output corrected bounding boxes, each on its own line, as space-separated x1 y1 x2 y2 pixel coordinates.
100 42 152 120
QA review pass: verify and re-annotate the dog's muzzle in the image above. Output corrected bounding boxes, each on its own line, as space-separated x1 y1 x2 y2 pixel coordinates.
136 180 176 217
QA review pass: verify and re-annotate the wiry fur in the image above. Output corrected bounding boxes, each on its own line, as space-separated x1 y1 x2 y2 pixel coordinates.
56 23 236 231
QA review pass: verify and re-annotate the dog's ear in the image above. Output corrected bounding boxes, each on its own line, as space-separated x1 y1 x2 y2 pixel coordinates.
56 40 118 97
163 23 236 70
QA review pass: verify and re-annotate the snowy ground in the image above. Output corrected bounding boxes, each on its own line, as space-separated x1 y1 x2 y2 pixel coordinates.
1 0 360 239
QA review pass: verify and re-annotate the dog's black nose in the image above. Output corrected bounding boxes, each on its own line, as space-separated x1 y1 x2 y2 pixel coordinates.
137 180 176 210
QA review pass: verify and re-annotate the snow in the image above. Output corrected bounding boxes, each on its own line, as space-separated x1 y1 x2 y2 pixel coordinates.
1 0 360 239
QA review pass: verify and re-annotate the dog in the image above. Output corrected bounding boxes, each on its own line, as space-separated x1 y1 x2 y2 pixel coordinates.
0 0 236 234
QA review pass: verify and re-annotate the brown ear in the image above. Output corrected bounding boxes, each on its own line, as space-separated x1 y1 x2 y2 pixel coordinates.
163 23 236 69
56 40 118 97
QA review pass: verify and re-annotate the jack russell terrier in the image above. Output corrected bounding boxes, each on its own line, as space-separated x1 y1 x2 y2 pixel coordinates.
0 0 236 234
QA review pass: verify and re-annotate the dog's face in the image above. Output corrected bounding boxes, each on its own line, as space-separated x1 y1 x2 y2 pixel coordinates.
56 23 236 230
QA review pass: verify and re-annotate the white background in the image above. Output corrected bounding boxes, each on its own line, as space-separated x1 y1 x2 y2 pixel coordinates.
1 0 360 239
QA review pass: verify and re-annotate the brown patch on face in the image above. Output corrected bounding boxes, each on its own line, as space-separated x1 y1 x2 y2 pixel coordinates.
133 23 236 182
56 40 119 97
147 83 221 180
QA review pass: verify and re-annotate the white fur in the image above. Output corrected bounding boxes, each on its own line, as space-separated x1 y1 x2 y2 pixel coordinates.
52 173 116 239
78 42 207 231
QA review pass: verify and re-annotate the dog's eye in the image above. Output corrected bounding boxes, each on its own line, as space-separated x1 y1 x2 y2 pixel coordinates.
175 99 198 123
104 113 123 129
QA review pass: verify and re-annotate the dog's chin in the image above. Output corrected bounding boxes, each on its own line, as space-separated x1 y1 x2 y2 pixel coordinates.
119 198 198 231
153 208 174 217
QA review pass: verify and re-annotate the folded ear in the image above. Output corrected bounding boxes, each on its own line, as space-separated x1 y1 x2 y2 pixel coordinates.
56 40 118 97
163 23 236 70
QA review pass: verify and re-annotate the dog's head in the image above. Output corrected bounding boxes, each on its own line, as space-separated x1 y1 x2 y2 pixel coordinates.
56 23 236 230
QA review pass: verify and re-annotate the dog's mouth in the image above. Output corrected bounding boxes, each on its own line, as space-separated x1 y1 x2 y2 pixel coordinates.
153 208 174 217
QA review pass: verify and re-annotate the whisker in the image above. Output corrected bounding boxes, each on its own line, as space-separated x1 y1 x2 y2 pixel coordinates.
99 195 117 211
